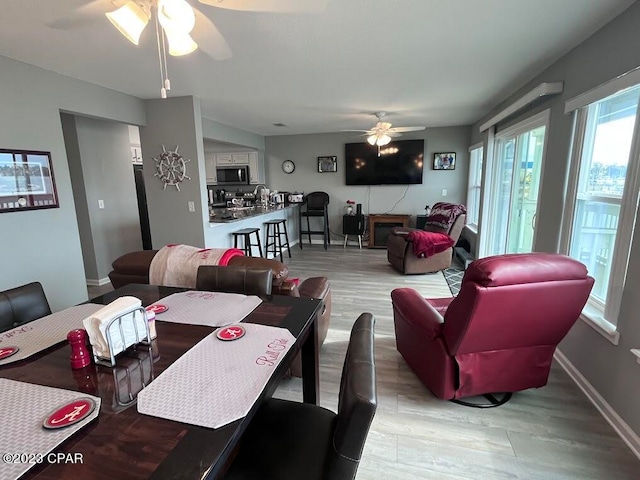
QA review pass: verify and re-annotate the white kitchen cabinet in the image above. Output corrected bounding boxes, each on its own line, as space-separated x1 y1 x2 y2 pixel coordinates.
248 152 264 184
205 153 217 184
215 153 249 165
215 153 233 165
231 153 250 165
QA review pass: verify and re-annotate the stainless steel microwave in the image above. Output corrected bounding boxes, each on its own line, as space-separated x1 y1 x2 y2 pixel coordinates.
216 166 249 185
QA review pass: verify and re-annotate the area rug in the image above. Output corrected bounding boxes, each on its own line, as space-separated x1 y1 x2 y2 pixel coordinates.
443 258 464 296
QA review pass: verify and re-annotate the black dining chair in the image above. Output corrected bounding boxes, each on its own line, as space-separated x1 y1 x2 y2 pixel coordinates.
196 265 273 296
223 313 377 480
0 282 51 333
299 191 331 250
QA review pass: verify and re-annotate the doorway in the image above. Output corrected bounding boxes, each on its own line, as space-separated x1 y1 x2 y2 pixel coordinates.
133 164 152 250
482 111 548 256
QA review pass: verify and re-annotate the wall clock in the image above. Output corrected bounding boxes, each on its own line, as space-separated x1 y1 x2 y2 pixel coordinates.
153 145 191 191
282 160 295 174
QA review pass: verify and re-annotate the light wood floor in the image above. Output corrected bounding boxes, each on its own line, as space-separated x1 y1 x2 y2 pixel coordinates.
274 244 640 480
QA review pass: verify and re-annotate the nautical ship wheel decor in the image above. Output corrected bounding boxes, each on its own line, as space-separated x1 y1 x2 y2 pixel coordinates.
153 145 191 191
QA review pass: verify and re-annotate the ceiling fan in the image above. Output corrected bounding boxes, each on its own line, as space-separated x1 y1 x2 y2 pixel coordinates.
47 0 329 96
346 112 426 146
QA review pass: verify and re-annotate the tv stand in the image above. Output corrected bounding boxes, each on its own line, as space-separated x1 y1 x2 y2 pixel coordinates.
368 214 410 248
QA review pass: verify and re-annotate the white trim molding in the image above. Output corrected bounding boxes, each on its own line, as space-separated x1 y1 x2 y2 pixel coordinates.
565 65 640 113
86 277 112 287
479 82 563 132
555 349 640 460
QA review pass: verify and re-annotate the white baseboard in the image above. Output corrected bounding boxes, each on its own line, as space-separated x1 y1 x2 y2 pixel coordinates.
86 277 111 287
554 349 640 460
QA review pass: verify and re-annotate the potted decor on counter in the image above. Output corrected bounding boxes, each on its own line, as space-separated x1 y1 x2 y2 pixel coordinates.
345 200 356 215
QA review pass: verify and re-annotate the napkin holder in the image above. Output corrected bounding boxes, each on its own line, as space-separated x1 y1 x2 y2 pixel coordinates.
90 305 151 367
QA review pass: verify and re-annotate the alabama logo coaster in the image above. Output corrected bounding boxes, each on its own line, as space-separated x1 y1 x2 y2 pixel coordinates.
216 325 246 341
0 346 19 360
43 398 96 429
146 304 168 314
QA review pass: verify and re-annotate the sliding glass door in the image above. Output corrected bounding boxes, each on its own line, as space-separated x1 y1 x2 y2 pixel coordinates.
483 112 548 256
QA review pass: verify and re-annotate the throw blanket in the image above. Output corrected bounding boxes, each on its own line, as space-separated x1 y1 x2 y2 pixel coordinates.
149 244 244 288
408 231 455 258
424 202 467 230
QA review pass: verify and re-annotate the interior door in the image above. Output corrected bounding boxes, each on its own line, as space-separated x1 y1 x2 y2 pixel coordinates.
483 113 547 256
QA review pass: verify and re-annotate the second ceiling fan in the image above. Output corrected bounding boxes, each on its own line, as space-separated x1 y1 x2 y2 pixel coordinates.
347 112 426 146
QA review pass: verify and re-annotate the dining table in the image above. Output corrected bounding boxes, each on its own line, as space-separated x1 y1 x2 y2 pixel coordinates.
0 283 323 480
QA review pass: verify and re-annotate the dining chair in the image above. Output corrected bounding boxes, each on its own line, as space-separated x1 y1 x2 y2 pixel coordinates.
0 281 51 333
196 265 273 296
223 312 377 480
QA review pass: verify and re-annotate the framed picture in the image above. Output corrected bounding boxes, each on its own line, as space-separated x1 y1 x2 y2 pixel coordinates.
0 149 59 213
433 152 456 170
318 155 337 173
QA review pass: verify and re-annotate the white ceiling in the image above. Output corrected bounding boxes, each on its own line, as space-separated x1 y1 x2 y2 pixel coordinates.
0 0 634 136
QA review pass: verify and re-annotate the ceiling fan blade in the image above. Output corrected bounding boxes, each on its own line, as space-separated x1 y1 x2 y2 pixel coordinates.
387 126 426 133
193 7 233 60
341 129 371 133
198 0 329 13
46 0 125 29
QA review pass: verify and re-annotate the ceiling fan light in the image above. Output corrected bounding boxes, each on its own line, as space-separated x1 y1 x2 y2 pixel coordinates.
158 0 196 33
106 1 149 45
165 30 198 56
377 135 392 146
367 135 377 145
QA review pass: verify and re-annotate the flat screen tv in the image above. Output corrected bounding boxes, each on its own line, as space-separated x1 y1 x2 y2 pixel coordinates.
345 139 424 185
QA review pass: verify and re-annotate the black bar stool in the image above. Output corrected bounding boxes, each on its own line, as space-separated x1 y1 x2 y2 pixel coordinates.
299 192 330 250
264 219 292 262
232 227 263 257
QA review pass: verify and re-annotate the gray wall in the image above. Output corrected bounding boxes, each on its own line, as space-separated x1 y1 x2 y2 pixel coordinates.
0 55 145 311
140 97 208 249
265 128 471 239
62 114 142 282
470 3 640 437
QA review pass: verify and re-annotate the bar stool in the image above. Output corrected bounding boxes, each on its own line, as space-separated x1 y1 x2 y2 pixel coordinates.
264 219 292 262
299 192 330 250
232 227 263 257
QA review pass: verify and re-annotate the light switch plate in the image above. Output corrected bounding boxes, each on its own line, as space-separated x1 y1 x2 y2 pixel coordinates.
98 200 105 209
442 189 447 196
188 201 195 212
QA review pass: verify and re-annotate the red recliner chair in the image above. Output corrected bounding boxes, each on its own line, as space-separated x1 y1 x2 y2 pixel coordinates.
391 253 594 406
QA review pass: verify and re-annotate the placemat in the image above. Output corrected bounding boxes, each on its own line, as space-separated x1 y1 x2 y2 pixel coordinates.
0 379 101 480
137 323 295 428
0 304 104 366
148 291 262 327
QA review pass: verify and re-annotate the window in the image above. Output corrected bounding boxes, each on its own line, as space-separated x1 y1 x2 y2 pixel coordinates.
467 145 483 229
563 84 640 333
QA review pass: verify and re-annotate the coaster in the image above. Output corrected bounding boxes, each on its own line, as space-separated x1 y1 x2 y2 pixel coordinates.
146 304 168 314
216 325 246 341
43 398 96 429
0 346 19 360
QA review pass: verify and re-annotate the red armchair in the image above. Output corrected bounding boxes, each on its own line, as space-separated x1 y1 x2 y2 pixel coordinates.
391 253 594 406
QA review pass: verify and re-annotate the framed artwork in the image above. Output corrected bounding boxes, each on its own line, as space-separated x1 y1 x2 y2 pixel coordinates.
318 155 337 173
0 149 59 213
433 152 456 170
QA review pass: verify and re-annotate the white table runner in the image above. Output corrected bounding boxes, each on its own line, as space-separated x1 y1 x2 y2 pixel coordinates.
0 304 104 366
149 291 262 327
137 323 295 428
0 379 101 480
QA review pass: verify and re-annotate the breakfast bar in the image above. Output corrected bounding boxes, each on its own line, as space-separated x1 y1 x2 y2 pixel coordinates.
205 204 300 251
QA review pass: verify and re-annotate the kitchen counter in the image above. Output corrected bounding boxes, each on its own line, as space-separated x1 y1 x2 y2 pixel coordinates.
209 203 296 223
205 203 300 251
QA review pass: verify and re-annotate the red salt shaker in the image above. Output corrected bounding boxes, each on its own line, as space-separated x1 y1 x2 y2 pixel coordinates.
68 329 91 369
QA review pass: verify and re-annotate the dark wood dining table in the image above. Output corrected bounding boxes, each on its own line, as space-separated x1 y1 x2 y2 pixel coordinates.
0 284 323 480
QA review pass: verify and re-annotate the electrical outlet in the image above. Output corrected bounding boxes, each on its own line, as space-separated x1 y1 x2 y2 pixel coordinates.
442 189 447 196
188 201 195 212
98 200 105 209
